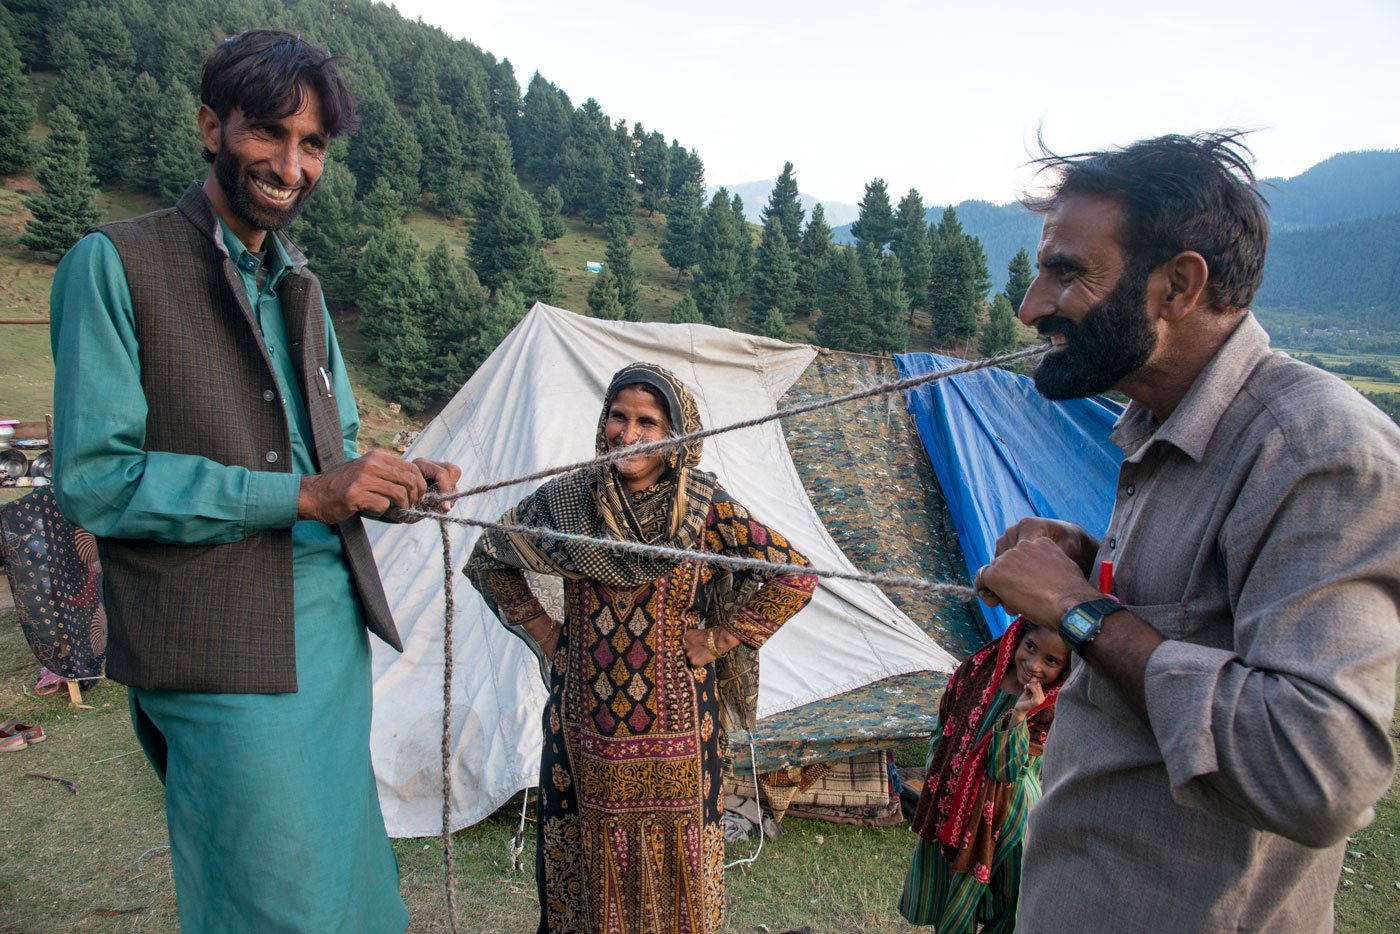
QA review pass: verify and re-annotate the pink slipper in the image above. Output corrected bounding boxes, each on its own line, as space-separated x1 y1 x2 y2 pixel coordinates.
34 668 64 696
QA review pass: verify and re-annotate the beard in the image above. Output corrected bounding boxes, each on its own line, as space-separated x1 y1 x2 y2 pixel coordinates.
1032 265 1156 401
213 136 315 235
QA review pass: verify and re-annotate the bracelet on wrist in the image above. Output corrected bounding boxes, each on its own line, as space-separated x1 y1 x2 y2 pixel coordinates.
705 628 722 658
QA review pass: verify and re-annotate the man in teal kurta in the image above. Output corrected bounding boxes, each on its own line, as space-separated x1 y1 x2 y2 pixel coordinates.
48 30 459 931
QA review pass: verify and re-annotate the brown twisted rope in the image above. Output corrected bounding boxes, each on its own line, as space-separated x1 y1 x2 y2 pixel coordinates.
439 520 460 933
431 344 1047 505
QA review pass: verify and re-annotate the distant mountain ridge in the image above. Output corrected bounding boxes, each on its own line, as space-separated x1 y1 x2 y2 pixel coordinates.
783 150 1400 325
1262 150 1400 230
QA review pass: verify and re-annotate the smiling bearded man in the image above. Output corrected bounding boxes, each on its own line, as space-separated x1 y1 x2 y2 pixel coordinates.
47 29 462 932
1029 256 1155 401
974 132 1400 933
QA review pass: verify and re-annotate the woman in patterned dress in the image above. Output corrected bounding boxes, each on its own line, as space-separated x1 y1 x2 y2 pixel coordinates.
898 618 1070 932
465 362 817 933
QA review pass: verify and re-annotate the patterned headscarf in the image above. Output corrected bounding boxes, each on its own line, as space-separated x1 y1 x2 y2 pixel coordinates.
469 362 718 588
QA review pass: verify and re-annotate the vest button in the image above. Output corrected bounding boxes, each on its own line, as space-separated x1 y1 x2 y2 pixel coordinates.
263 390 276 402
265 451 279 463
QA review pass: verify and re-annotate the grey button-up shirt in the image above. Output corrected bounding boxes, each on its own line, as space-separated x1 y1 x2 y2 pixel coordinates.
1020 315 1400 933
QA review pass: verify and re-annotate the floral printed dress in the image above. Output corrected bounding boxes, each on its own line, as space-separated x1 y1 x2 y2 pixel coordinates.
479 494 816 933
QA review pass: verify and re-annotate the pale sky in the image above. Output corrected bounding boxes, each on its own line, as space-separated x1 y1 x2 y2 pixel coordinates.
390 0 1400 207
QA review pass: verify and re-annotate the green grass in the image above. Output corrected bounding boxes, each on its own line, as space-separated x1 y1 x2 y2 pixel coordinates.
0 185 58 423
534 211 691 322
1 599 1395 932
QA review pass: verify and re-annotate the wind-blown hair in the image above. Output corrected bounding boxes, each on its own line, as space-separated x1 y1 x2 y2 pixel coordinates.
199 29 358 162
1023 131 1270 312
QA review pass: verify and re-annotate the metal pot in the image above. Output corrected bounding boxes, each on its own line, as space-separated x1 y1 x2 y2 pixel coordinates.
28 452 53 480
0 449 28 480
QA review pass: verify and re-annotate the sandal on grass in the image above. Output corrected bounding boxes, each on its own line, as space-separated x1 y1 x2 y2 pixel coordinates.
0 717 43 744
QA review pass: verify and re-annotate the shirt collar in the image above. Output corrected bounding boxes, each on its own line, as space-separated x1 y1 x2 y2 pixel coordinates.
1111 314 1272 464
214 216 295 287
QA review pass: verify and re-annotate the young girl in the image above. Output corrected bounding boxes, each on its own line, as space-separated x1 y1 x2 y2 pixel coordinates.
899 619 1071 932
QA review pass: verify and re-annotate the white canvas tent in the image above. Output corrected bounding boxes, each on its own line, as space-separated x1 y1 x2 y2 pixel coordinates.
367 303 956 837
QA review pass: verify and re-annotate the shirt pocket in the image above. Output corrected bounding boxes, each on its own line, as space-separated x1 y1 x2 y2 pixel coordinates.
1126 601 1207 642
1082 601 1209 722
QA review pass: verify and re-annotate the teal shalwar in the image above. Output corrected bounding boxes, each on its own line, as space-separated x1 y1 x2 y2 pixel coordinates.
50 222 408 933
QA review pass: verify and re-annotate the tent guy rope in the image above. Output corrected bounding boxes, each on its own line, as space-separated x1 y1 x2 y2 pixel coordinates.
431 344 1048 505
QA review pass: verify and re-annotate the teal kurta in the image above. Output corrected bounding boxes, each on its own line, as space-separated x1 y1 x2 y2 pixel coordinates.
898 690 1039 933
50 223 407 933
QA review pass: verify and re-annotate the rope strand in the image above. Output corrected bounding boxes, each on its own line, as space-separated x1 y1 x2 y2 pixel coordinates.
431 344 1046 505
404 510 977 601
439 521 460 934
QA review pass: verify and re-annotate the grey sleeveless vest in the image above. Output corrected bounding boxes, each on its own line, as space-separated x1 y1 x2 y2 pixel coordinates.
92 184 401 692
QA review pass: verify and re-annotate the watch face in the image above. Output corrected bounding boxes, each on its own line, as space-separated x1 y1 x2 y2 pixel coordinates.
1063 607 1097 639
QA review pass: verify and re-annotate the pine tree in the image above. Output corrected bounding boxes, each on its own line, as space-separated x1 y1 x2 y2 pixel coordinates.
796 203 836 318
604 219 639 318
760 161 804 248
603 146 636 235
669 293 703 324
468 135 546 294
966 234 992 301
1005 247 1033 312
152 83 206 203
518 72 572 186
64 4 136 76
850 177 895 253
559 98 610 222
380 315 436 414
929 232 980 348
414 100 470 218
55 58 126 184
660 175 703 280
731 195 753 290
288 160 362 309
813 248 877 353
0 24 35 175
636 130 670 216
871 252 910 352
586 268 625 320
536 185 565 240
485 56 521 140
979 292 1019 357
759 307 789 341
20 105 101 257
519 249 560 309
419 240 489 403
667 143 704 203
692 189 744 329
347 90 422 209
750 215 798 329
122 72 165 194
355 221 426 362
466 282 529 373
891 189 932 314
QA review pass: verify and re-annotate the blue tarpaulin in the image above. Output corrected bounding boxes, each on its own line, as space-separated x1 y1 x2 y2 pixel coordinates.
896 353 1125 638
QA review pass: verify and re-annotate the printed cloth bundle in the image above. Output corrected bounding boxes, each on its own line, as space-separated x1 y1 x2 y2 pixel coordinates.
0 488 106 681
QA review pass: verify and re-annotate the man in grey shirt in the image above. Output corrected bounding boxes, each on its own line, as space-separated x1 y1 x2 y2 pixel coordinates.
976 132 1400 931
